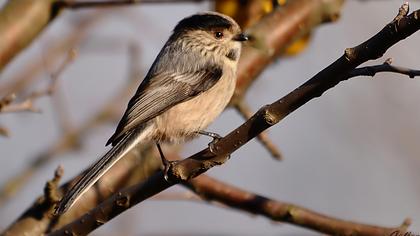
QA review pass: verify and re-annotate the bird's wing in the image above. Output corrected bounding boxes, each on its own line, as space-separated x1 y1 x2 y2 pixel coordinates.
106 65 223 146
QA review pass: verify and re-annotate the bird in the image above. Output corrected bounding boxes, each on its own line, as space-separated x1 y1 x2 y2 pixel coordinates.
55 11 248 215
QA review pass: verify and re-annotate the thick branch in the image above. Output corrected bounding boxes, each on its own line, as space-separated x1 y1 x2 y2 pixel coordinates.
3 145 161 236
0 0 59 72
349 60 420 79
183 175 411 236
49 3 420 235
0 0 213 72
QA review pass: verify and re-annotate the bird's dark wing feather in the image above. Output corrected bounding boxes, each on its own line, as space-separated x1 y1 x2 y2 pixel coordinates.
106 65 222 146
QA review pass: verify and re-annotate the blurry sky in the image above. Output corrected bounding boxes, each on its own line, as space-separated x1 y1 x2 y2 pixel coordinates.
1 0 420 235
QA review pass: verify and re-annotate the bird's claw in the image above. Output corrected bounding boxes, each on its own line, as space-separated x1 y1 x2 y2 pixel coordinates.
197 130 223 154
208 135 221 154
163 160 179 182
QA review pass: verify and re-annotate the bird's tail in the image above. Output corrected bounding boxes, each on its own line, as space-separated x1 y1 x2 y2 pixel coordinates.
55 127 149 215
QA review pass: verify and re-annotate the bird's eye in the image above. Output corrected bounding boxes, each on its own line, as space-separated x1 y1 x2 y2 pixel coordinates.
214 31 224 39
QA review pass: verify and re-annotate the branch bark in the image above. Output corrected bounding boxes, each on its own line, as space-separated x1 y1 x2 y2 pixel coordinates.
183 175 411 236
3 145 161 236
49 3 420 236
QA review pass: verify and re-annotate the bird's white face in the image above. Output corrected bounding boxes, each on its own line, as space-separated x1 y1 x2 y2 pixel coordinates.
210 26 243 61
185 24 245 63
172 12 247 69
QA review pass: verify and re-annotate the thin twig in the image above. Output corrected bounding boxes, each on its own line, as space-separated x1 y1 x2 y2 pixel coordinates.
348 58 420 79
30 49 77 99
0 94 38 113
0 76 137 208
184 175 411 236
0 49 77 115
0 40 141 207
44 166 64 206
48 49 78 133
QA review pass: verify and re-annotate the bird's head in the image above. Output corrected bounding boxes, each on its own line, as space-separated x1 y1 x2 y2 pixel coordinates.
172 12 248 62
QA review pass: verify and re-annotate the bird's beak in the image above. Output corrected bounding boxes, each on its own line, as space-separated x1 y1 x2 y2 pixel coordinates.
233 33 249 42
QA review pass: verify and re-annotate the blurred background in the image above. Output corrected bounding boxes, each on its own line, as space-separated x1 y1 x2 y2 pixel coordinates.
1 0 420 235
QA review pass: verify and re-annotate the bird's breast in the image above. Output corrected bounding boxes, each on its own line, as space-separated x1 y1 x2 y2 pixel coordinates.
152 67 236 143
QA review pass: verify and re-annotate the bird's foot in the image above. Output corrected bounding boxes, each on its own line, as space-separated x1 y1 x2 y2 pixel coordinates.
162 160 179 182
156 142 178 182
197 130 223 154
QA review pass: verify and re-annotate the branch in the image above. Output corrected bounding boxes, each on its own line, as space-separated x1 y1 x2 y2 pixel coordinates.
0 48 138 208
349 58 420 79
44 166 64 208
0 0 211 72
183 175 411 236
49 3 420 235
0 94 38 113
0 49 75 126
230 0 343 104
3 144 161 236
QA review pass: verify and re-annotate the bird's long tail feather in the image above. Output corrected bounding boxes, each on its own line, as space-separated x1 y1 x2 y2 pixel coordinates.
55 128 148 215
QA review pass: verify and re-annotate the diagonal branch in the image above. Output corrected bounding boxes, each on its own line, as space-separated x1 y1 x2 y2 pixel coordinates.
0 0 59 72
3 145 161 236
234 100 282 160
183 175 411 236
49 3 420 236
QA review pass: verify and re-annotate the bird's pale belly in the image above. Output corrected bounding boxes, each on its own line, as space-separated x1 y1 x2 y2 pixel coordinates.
151 72 236 143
